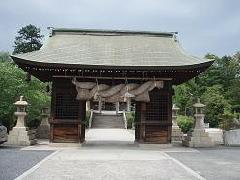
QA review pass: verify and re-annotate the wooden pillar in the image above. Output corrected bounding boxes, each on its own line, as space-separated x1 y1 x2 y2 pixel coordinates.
134 102 140 142
79 100 86 143
135 102 146 143
98 98 102 113
139 102 146 143
49 78 56 143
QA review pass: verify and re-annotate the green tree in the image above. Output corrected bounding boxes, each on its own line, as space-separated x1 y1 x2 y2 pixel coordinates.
13 24 43 54
174 79 201 116
197 54 239 92
225 52 240 111
226 79 240 112
174 52 240 129
0 52 12 62
0 53 50 130
201 85 230 127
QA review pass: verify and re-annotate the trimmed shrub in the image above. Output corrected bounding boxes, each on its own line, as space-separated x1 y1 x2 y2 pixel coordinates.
126 111 135 129
177 115 194 133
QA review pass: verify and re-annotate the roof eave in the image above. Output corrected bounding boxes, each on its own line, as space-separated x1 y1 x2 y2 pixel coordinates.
11 55 214 71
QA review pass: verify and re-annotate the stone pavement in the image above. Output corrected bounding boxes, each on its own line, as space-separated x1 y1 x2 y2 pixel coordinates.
16 129 204 180
18 148 203 180
12 129 240 180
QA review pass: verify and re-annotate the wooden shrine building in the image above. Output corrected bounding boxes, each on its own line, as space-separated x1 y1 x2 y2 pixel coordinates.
11 28 213 144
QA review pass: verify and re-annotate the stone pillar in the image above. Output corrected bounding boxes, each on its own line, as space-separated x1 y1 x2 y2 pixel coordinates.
116 101 119 114
171 104 183 143
36 107 50 139
98 98 102 113
6 96 37 146
126 99 131 112
182 98 214 147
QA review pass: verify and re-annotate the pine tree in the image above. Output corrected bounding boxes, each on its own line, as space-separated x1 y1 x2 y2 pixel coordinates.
13 24 43 54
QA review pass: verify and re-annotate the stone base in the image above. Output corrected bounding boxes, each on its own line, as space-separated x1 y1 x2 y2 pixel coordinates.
171 126 184 142
6 127 37 146
138 143 172 149
182 129 214 147
37 125 50 139
0 136 8 144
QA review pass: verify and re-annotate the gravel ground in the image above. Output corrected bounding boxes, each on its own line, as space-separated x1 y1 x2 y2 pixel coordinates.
0 146 54 180
167 146 240 180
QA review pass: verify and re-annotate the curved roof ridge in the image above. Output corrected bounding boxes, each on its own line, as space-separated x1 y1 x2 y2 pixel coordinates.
172 38 210 64
51 28 176 37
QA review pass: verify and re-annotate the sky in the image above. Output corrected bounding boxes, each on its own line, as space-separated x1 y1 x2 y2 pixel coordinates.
0 0 240 57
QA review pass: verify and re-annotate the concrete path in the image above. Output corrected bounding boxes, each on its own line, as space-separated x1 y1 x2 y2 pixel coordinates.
18 148 204 180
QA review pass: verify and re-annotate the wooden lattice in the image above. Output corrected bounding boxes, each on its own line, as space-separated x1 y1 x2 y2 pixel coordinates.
55 93 79 119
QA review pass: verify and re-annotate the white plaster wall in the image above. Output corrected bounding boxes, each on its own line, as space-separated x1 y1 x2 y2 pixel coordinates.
205 128 224 145
224 129 240 146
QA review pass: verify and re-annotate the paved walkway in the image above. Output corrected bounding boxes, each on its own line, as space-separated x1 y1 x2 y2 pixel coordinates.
11 129 240 180
18 148 203 180
17 129 204 180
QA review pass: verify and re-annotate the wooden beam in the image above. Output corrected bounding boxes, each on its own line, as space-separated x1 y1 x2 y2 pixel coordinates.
52 75 172 81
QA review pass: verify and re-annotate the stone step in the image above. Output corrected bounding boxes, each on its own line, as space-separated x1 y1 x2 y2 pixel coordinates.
91 113 125 129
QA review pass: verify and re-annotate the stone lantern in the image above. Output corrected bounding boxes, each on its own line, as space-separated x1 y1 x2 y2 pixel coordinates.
172 104 180 127
41 107 49 122
37 107 50 139
193 98 206 129
182 98 214 147
14 96 28 128
6 96 37 146
171 104 183 142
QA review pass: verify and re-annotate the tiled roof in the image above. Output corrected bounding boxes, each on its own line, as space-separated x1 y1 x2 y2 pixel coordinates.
11 28 212 68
